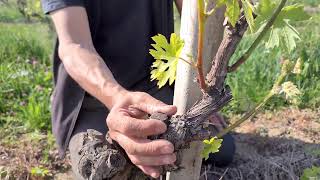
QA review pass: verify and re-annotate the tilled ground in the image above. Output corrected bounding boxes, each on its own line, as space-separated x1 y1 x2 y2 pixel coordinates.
201 108 320 180
0 134 72 180
0 108 319 180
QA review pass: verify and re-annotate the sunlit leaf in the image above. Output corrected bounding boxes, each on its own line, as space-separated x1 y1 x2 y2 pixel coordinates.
149 33 184 88
202 137 223 160
213 0 240 27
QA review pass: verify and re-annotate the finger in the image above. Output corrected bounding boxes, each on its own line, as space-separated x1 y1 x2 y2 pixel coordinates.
109 131 174 155
137 165 160 179
128 107 148 119
132 93 177 115
128 153 176 166
107 111 167 137
133 103 177 116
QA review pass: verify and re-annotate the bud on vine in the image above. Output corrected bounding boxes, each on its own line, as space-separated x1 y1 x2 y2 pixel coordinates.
292 58 302 75
281 59 295 75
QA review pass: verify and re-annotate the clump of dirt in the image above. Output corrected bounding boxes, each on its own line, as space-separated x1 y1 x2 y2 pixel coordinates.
201 108 320 180
0 133 71 180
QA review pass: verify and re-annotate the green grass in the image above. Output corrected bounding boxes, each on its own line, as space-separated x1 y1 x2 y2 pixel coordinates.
0 3 24 22
0 22 54 133
0 2 319 137
224 13 320 113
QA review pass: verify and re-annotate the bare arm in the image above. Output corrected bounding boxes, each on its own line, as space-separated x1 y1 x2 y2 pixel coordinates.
50 7 126 109
50 6 176 178
175 0 183 14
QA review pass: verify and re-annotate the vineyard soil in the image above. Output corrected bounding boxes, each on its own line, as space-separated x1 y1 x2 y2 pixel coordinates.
201 108 320 180
1 108 319 179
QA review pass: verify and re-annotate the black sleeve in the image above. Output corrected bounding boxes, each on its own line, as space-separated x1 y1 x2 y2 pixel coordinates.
41 0 84 14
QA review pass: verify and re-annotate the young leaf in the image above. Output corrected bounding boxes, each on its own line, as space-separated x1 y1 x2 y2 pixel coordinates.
212 0 240 27
241 0 255 32
202 137 223 160
254 1 311 52
216 0 227 8
225 0 241 27
256 0 273 19
279 4 311 23
149 33 184 88
301 166 320 180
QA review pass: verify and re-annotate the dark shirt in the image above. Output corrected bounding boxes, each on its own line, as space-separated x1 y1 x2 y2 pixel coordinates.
42 0 174 156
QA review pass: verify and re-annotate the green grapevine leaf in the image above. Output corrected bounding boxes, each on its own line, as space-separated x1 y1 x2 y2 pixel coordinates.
301 166 320 180
255 0 273 18
212 0 240 27
225 0 240 27
202 137 223 160
241 0 255 32
279 4 311 22
149 33 184 88
215 0 227 8
254 1 311 52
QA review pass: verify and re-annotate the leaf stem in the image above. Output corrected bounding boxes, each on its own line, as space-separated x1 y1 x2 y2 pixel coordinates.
179 57 197 68
197 0 207 91
204 1 216 17
205 8 216 17
228 0 288 73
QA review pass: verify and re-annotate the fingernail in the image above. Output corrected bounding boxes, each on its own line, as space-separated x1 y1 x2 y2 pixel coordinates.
161 145 174 154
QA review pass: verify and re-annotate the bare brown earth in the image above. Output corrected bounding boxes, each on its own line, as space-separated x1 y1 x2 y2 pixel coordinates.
201 108 320 180
0 134 72 180
0 108 319 180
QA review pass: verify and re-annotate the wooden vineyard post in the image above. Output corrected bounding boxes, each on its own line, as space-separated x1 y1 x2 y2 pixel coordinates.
166 1 225 179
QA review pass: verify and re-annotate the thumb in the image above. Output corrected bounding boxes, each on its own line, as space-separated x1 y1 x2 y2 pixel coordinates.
132 94 177 116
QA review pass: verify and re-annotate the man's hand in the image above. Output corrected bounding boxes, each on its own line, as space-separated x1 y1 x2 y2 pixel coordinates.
107 91 177 178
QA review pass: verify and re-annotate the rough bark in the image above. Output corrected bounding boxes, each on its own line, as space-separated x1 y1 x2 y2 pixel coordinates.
168 1 226 179
76 14 249 180
206 15 248 90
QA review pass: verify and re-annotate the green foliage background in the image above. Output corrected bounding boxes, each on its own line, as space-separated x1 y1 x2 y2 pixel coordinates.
0 1 54 138
225 12 320 114
0 0 318 178
0 0 319 133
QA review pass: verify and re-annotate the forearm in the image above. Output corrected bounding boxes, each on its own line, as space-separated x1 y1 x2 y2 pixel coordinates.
59 44 127 109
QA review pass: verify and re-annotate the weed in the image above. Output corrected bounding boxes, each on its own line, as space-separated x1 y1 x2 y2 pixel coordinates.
0 22 53 131
223 14 320 114
301 166 320 180
30 166 50 177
